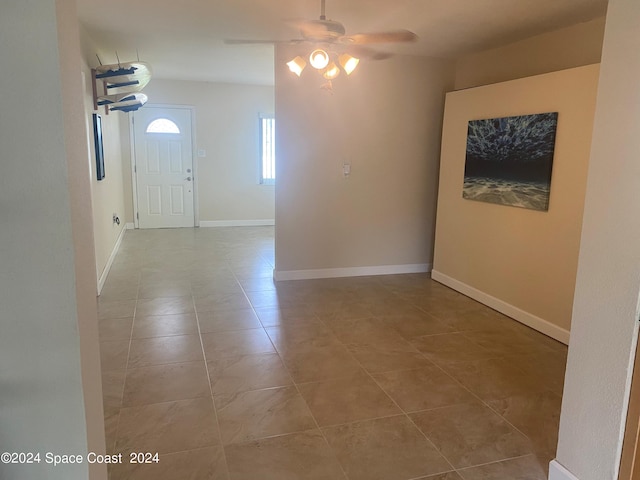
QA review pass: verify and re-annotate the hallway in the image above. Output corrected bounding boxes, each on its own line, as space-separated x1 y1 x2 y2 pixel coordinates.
98 226 566 480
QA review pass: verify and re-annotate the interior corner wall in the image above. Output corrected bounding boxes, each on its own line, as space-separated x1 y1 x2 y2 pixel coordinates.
454 17 605 90
140 79 275 224
56 1 106 478
79 27 128 287
274 46 455 278
0 1 99 478
432 64 600 342
554 0 640 477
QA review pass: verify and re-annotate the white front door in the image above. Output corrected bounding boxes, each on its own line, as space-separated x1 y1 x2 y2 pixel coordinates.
133 106 195 228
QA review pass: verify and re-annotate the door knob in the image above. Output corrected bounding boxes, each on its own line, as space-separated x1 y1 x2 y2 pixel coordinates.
185 177 192 181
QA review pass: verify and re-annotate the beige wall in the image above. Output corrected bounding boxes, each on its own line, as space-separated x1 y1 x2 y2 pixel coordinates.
0 1 104 478
79 27 128 287
138 80 275 224
432 64 600 342
274 47 455 277
553 0 640 478
56 1 106 478
455 17 605 90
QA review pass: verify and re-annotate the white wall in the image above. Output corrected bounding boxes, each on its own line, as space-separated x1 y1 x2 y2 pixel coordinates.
432 65 600 342
553 0 640 478
79 27 128 289
274 46 455 278
455 17 605 90
136 79 275 225
0 1 105 478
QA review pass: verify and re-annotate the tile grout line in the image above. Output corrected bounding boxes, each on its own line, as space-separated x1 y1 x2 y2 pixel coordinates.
191 281 232 480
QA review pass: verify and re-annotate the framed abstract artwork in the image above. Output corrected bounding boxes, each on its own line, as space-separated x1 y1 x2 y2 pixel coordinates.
463 112 558 211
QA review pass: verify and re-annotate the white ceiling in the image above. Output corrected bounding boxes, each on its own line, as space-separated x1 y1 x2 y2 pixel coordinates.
76 0 608 86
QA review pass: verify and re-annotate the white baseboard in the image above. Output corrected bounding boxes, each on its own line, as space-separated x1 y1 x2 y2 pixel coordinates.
97 225 128 295
199 220 275 227
125 222 134 230
430 269 570 345
274 263 431 281
549 460 580 480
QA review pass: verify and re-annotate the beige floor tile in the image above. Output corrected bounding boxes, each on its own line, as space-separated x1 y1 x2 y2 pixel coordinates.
122 362 210 407
100 340 130 372
190 279 244 297
410 333 498 366
194 293 252 313
347 343 433 373
238 276 277 292
314 301 377 321
99 317 134 341
102 370 126 417
225 429 346 480
128 335 204 367
505 350 567 396
132 313 199 338
364 298 426 317
104 412 119 455
208 353 292 397
415 295 483 319
136 296 195 316
380 312 454 339
322 415 451 480
441 358 547 402
254 305 318 327
115 397 220 455
462 329 554 356
487 390 562 458
244 290 291 308
372 366 477 413
201 329 275 360
411 403 533 468
99 228 563 480
137 281 192 299
99 283 138 302
215 386 316 445
108 446 228 480
278 343 364 383
431 308 515 333
265 322 339 352
198 309 262 333
99 299 137 320
416 473 464 480
298 372 401 426
327 317 417 350
457 454 546 480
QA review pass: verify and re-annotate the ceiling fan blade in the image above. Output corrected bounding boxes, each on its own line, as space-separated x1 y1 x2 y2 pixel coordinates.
286 18 329 35
224 39 304 45
340 30 417 45
346 45 393 61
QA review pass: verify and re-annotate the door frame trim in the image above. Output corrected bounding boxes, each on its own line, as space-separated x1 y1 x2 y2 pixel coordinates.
620 323 640 479
129 103 199 228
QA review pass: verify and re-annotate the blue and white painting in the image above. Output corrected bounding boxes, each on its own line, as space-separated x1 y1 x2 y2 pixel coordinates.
463 112 558 211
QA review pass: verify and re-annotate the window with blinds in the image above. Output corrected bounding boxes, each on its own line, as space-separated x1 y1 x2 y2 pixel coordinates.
260 115 275 185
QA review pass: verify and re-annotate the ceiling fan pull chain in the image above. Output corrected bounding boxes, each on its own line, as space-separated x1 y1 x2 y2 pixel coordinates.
320 0 326 20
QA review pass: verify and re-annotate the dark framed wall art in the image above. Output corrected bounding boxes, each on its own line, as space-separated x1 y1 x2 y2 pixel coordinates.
463 112 559 211
93 113 105 181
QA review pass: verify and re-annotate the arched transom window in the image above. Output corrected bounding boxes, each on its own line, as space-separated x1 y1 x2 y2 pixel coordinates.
146 118 180 134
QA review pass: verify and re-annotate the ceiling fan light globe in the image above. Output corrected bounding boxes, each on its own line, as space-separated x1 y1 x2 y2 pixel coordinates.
287 56 306 76
309 49 330 69
322 62 341 80
339 54 359 75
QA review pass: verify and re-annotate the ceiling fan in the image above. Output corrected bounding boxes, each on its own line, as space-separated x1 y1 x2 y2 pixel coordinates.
225 0 417 82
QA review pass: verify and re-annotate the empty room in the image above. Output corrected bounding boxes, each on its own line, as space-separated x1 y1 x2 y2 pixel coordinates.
2 1 640 480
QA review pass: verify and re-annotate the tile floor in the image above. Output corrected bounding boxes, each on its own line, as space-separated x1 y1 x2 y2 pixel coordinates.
98 226 567 480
